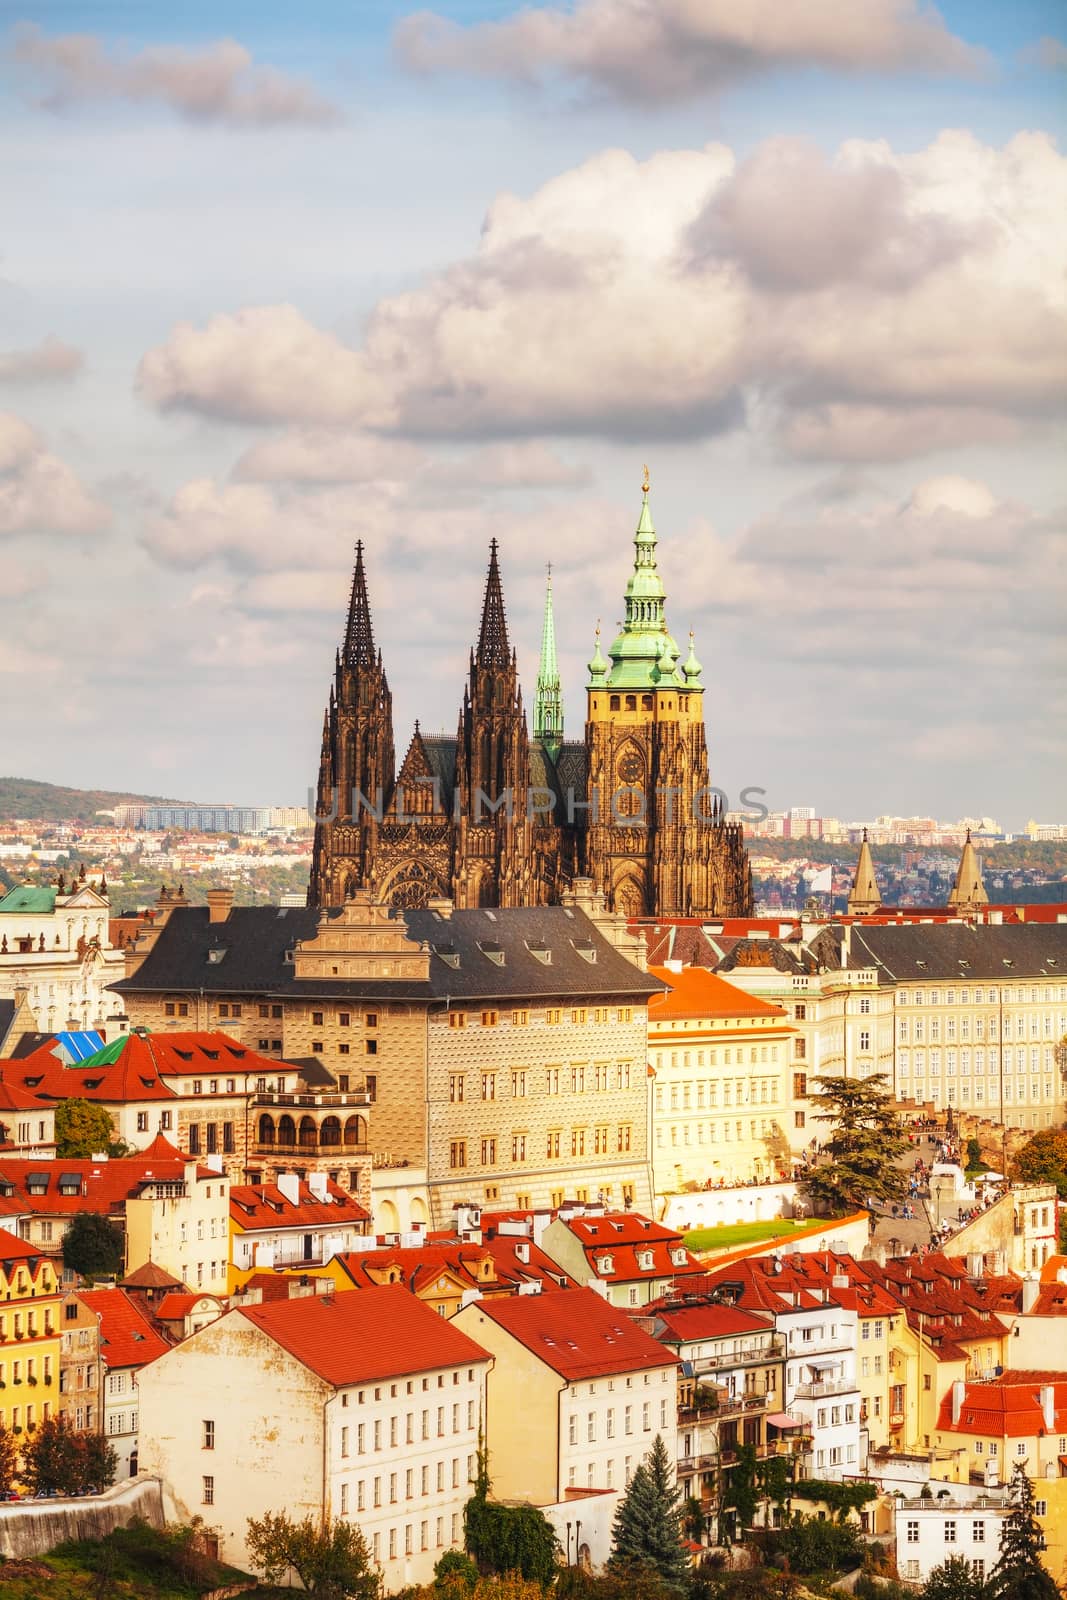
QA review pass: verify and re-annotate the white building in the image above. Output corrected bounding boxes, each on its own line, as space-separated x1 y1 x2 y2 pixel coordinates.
138 1283 491 1593
0 881 124 1033
896 1488 1010 1586
228 1170 369 1287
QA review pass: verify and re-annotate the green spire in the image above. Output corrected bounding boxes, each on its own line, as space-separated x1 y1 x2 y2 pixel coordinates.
592 468 683 690
682 629 704 690
588 621 608 681
534 564 564 757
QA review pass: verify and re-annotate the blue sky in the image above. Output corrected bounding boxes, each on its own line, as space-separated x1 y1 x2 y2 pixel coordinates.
0 1 1064 828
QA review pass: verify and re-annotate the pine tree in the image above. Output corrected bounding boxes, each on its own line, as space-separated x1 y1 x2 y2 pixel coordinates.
986 1462 1059 1600
609 1434 688 1590
802 1073 909 1212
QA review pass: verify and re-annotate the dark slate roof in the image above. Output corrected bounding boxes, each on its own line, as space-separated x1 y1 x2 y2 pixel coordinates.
112 905 320 995
554 741 588 806
421 736 458 793
850 922 1067 982
283 1056 339 1088
0 1000 14 1052
403 905 663 1001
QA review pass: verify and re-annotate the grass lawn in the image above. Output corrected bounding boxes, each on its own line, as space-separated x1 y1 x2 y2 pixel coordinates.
683 1218 812 1252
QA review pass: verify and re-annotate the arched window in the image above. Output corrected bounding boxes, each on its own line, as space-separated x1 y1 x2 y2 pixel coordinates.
298 1115 317 1149
609 695 620 710
257 1114 275 1147
319 1115 342 1147
277 1115 296 1148
344 1115 367 1147
625 695 637 711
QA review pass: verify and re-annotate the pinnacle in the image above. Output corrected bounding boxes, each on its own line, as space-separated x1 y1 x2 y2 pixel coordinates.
476 539 512 667
343 540 377 667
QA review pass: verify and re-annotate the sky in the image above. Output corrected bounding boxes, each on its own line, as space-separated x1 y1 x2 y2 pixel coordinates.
0 0 1064 829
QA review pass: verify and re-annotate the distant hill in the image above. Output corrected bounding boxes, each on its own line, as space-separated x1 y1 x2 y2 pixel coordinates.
0 777 197 826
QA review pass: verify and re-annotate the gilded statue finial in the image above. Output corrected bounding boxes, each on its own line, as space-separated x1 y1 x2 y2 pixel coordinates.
642 463 650 494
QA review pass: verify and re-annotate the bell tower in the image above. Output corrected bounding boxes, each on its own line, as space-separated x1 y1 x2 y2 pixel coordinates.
308 541 395 907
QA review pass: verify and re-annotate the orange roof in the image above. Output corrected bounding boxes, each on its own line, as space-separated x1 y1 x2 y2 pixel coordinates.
0 1139 209 1220
0 1225 54 1268
936 1373 1067 1438
235 1282 491 1386
332 1236 575 1298
1039 1255 1067 1284
155 1292 222 1319
76 1286 172 1369
648 965 788 1022
230 1178 369 1230
467 1285 678 1381
8 1032 280 1106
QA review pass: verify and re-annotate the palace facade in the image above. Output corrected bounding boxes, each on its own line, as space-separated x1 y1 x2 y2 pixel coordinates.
309 485 752 917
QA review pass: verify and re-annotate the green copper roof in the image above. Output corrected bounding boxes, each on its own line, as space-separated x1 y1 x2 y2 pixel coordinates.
0 886 57 914
77 1034 134 1066
533 566 564 755
591 484 698 692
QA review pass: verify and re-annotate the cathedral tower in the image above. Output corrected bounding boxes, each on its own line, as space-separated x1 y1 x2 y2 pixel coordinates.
308 542 395 907
847 829 882 915
534 566 564 761
583 475 751 917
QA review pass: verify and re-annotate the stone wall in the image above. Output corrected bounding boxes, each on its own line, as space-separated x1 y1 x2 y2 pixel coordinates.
0 1473 164 1559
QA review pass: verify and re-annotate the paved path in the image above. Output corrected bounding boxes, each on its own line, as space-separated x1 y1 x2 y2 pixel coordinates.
863 1130 950 1259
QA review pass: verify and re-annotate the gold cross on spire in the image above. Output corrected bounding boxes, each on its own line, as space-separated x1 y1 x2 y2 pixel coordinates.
642 463 650 494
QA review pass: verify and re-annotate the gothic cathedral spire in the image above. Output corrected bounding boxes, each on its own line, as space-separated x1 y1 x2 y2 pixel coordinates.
343 540 376 666
847 828 882 915
534 565 564 759
476 538 512 667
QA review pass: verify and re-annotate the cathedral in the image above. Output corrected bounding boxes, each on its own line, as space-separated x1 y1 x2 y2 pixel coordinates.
308 481 752 917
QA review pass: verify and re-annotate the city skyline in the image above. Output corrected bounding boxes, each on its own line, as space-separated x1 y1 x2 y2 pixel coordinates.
1 1 1064 826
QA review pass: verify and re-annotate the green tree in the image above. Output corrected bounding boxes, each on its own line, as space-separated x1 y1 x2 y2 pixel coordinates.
723 1444 758 1537
20 1414 116 1497
801 1074 908 1213
609 1434 688 1591
985 1462 1059 1600
0 1419 18 1496
62 1211 124 1279
54 1099 125 1159
922 1555 988 1600
246 1511 379 1598
757 1453 794 1523
80 1431 118 1494
1010 1126 1067 1200
463 1454 558 1587
777 1513 862 1573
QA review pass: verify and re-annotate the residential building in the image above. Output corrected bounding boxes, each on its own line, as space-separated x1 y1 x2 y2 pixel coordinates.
0 1229 61 1454
647 964 794 1190
896 1487 1011 1586
228 1171 370 1289
137 1283 491 1592
125 1151 231 1296
0 1069 56 1157
113 890 662 1226
58 1288 104 1434
306 1232 576 1315
453 1284 679 1568
0 879 123 1034
536 1209 705 1308
850 923 1067 1130
75 1286 171 1477
933 1371 1067 1485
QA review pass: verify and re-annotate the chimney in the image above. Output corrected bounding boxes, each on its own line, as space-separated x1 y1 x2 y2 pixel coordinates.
951 1379 966 1424
307 1172 328 1202
1040 1384 1055 1432
1022 1277 1040 1314
277 1171 300 1207
967 1252 983 1280
206 888 234 924
427 897 453 919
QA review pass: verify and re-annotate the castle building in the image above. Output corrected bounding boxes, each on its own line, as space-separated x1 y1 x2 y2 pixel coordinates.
309 483 752 918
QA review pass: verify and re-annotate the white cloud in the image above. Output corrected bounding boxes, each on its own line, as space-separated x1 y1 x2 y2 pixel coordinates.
395 0 983 102
11 25 340 128
233 431 422 485
0 336 83 384
136 132 1067 462
0 412 110 538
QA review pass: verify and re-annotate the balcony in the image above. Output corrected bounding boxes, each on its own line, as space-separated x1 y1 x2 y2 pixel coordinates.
680 1394 771 1424
254 1104 370 1160
252 1138 370 1158
254 1091 371 1108
793 1378 859 1399
691 1338 785 1374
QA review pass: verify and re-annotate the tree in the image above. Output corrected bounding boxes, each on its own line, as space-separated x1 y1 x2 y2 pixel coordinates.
1010 1127 1067 1200
21 1414 117 1497
463 1453 558 1586
777 1513 862 1574
609 1434 688 1591
723 1444 758 1538
922 1555 988 1600
62 1211 124 1279
0 1419 18 1497
246 1511 379 1598
54 1099 125 1160
801 1074 908 1213
985 1462 1059 1600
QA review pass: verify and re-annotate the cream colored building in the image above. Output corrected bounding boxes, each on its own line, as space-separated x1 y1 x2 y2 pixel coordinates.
0 881 124 1033
647 964 795 1188
454 1285 678 1570
138 1284 491 1594
125 1157 230 1296
851 924 1067 1130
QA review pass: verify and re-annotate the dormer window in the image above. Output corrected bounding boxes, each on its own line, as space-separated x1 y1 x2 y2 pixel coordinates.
479 942 505 967
597 1254 615 1275
207 948 226 965
670 1247 687 1266
573 942 597 964
527 942 552 965
435 945 461 969
639 1250 654 1270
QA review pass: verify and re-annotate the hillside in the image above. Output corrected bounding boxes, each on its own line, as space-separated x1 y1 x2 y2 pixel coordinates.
0 778 197 826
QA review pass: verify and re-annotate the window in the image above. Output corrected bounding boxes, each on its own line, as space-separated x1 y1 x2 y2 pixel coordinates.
449 1075 464 1103
793 1073 807 1098
859 1031 871 1051
136 1112 148 1132
511 1134 527 1162
202 1476 214 1505
480 1137 496 1165
449 1141 466 1170
203 1420 214 1450
945 1522 957 1544
448 1012 466 1030
511 1070 527 1098
973 1522 985 1542
906 1522 919 1544
312 1010 324 1026
481 1011 498 1027
481 1073 496 1101
365 1039 378 1055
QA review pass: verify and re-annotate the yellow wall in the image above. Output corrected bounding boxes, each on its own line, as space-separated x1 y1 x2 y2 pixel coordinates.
452 1304 563 1505
0 1251 62 1475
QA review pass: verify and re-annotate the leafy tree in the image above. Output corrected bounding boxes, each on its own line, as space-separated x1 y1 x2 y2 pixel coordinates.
463 1453 558 1586
757 1453 794 1523
922 1555 988 1600
965 1138 984 1173
985 1462 1059 1600
777 1513 862 1573
0 1419 18 1496
246 1510 380 1598
433 1548 481 1592
801 1074 908 1213
21 1414 116 1496
609 1434 688 1591
1010 1126 1067 1200
55 1099 125 1159
62 1211 124 1279
556 1566 683 1600
723 1444 758 1537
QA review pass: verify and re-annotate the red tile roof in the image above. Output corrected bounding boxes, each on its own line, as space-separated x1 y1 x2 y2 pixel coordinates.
332 1236 576 1298
0 1225 54 1270
557 1212 706 1284
860 1251 1018 1362
76 1286 172 1370
467 1285 679 1381
648 965 788 1022
230 1179 369 1230
155 1292 222 1319
5 1032 281 1106
936 1373 1067 1438
235 1282 491 1386
646 1302 775 1343
0 1139 211 1220
0 1074 51 1112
